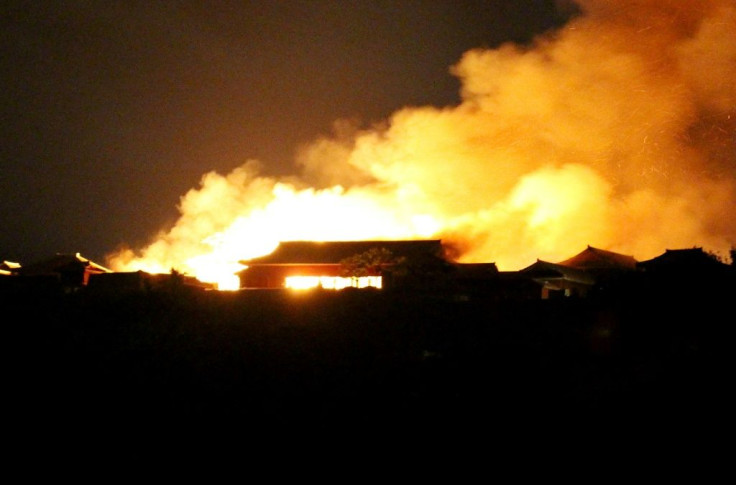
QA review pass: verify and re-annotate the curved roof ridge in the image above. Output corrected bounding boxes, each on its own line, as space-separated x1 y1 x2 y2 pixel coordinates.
559 246 638 270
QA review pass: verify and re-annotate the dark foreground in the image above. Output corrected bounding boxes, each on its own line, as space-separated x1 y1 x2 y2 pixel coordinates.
6 282 730 436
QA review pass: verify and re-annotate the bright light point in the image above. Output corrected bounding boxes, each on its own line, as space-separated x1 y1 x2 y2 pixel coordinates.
411 214 441 236
217 274 240 291
184 254 245 290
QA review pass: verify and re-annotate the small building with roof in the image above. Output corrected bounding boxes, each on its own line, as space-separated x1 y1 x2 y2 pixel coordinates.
16 253 111 292
522 246 638 298
87 270 215 294
636 247 734 298
637 248 729 274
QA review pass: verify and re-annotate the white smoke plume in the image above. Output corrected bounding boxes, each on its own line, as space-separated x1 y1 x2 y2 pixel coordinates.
110 0 736 279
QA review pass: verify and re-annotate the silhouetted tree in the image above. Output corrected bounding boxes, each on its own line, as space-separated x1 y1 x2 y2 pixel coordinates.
340 247 404 279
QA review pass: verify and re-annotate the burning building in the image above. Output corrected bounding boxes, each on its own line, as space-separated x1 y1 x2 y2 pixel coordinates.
238 239 505 295
238 240 446 290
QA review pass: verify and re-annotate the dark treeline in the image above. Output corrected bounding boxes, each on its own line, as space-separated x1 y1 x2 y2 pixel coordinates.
6 272 731 434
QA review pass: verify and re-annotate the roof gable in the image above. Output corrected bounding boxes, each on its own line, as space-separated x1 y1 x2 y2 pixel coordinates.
558 246 637 270
521 260 595 284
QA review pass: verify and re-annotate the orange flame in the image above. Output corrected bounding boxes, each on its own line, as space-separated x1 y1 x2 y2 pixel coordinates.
108 0 736 288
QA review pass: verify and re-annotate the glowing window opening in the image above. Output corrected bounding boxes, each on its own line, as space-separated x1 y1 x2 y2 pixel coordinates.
285 276 382 290
216 274 241 291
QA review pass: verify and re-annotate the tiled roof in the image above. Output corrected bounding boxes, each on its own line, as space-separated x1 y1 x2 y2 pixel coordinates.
558 246 637 270
638 248 729 271
521 260 595 285
17 253 112 275
242 240 444 265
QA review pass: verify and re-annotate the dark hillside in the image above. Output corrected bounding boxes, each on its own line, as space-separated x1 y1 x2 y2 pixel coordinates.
6 277 730 433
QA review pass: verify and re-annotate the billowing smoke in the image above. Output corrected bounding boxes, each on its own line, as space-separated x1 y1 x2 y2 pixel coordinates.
110 0 736 281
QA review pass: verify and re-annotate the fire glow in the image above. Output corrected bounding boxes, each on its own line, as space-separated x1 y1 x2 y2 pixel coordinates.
285 276 382 291
108 0 736 289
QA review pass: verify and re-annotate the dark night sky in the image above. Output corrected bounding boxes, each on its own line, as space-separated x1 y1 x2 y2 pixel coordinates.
0 1 572 264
